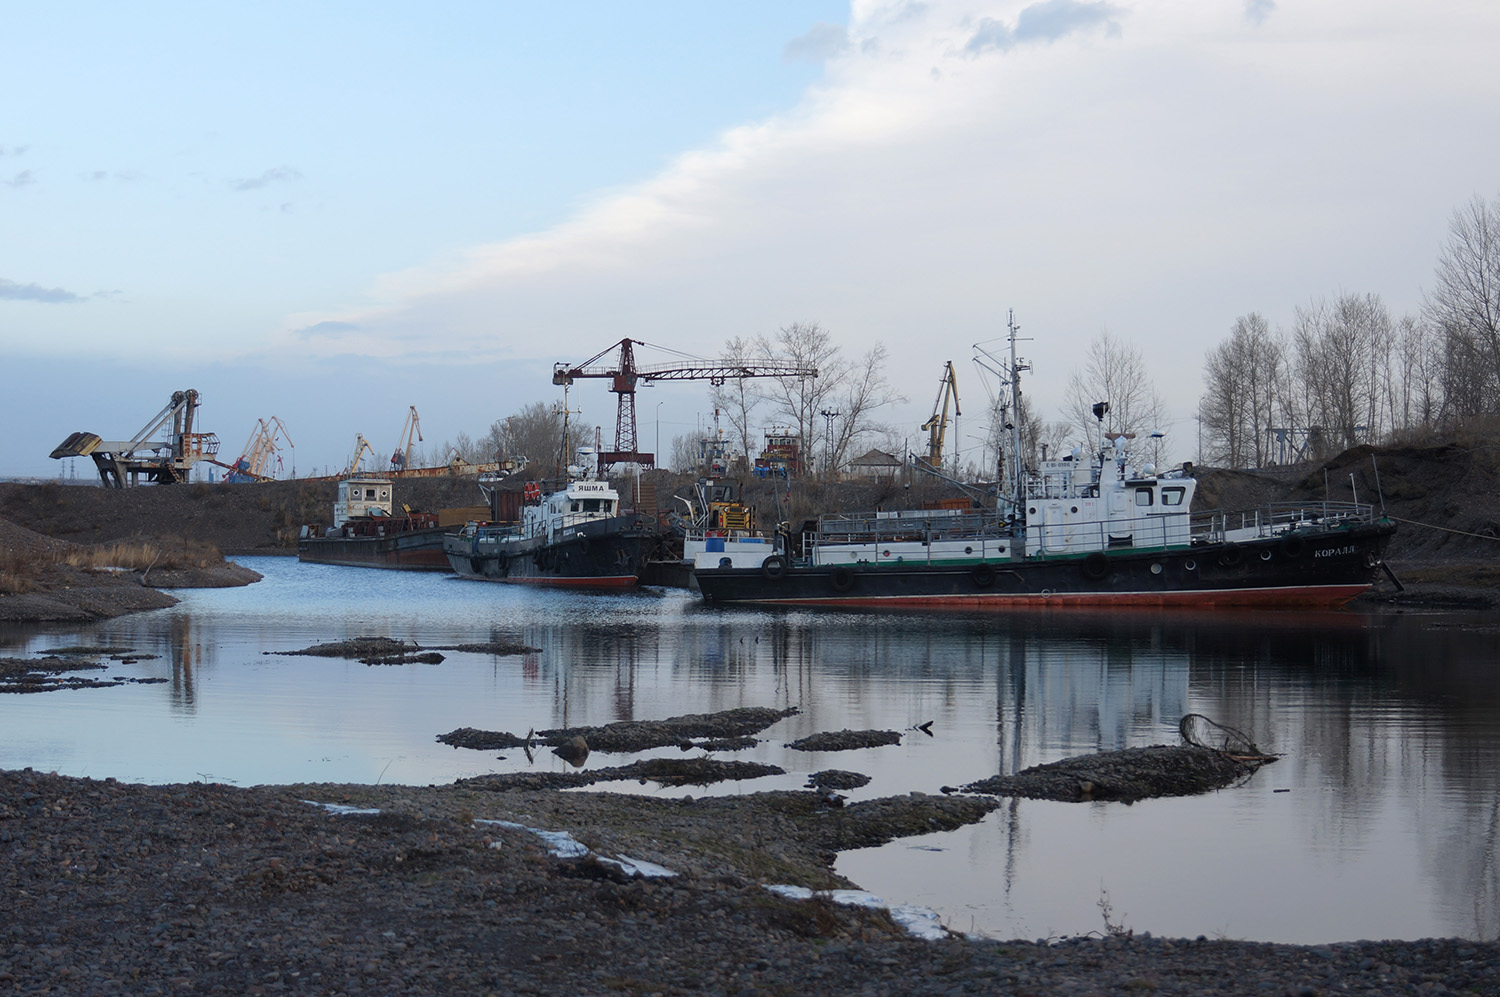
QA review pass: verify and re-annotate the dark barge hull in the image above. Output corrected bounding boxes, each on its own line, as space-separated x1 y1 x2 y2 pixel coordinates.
694 521 1396 609
297 527 452 571
444 515 660 589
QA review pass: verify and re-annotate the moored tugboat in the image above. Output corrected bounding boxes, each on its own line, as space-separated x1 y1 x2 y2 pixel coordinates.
694 314 1396 610
444 448 661 588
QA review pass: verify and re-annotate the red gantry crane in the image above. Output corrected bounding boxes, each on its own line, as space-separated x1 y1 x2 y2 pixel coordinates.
552 338 818 474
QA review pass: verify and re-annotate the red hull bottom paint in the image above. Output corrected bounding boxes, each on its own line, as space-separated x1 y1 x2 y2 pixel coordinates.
725 584 1372 610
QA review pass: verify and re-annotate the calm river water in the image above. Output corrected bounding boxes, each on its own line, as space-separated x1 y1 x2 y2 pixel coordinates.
2 556 1497 945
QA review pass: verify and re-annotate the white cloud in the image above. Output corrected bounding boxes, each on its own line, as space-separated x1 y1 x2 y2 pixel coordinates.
270 0 1500 445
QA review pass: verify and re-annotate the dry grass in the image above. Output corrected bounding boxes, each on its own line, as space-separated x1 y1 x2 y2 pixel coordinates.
0 536 225 592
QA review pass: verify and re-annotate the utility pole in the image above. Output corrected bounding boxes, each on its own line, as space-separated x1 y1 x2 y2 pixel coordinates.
819 409 840 479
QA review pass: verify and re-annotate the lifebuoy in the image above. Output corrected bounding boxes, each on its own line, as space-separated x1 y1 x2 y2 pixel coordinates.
1279 533 1307 559
830 566 855 592
972 563 997 588
523 481 542 503
761 555 788 580
1218 543 1244 567
1082 552 1110 581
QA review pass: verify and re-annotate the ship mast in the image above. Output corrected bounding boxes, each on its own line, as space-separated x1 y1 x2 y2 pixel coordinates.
1007 311 1026 512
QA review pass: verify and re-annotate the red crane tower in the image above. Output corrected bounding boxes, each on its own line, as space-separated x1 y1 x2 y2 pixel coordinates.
552 338 818 473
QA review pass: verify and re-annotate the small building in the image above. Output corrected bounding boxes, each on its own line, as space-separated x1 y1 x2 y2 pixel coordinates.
846 448 904 480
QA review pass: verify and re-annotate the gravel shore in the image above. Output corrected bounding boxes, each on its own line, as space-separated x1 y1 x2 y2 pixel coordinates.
4 767 1496 996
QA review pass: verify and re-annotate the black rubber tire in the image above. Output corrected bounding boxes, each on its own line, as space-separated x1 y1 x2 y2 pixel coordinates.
1081 552 1110 581
761 555 787 580
1279 534 1307 559
972 563 997 588
1218 543 1244 568
830 566 855 592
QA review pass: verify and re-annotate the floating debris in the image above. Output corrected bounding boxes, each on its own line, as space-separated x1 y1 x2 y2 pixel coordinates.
273 637 416 659
459 758 785 791
807 770 872 791
953 744 1258 803
273 637 537 662
361 651 445 666
787 729 902 752
426 641 540 656
441 706 799 754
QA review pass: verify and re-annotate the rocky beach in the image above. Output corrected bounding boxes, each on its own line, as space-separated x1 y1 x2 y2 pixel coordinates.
5 767 1499 996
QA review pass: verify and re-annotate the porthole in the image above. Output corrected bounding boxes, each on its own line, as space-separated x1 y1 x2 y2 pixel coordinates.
1150 563 1162 575
1184 559 1197 571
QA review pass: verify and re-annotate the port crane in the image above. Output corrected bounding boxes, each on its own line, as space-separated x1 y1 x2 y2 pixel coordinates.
919 361 960 472
344 434 379 477
50 389 220 487
552 338 818 474
390 406 422 471
225 417 293 481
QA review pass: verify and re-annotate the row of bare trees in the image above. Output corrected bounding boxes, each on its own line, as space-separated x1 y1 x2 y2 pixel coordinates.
1200 193 1500 466
710 322 904 475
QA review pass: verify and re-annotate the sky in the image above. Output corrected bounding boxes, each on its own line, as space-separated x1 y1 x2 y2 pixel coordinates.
4 0 1499 481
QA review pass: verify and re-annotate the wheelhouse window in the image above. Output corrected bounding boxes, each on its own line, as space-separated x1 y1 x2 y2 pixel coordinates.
1161 487 1186 507
1134 488 1154 507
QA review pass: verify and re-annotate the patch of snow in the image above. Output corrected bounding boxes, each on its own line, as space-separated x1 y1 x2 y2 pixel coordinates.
763 885 950 941
476 819 676 878
304 801 382 816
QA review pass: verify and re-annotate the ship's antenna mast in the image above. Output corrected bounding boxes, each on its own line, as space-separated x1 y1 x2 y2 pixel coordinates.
973 309 1030 520
553 384 577 480
1007 310 1026 509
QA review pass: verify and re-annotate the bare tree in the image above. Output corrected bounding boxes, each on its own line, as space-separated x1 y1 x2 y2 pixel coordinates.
479 402 563 471
709 336 765 471
827 343 905 474
1063 330 1170 465
1292 294 1389 455
1428 193 1500 412
754 323 844 473
669 433 699 474
1200 313 1285 467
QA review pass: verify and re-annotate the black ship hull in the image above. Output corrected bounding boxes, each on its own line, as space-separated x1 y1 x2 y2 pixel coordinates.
694 521 1396 609
444 514 660 588
297 527 451 571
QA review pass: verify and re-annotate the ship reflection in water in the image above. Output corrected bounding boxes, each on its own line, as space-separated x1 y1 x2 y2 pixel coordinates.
0 557 1496 945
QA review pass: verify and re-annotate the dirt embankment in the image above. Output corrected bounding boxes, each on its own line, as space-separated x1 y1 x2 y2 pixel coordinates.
0 514 261 624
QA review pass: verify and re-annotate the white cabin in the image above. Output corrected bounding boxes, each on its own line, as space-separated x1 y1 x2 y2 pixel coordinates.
523 478 622 542
1021 440 1195 557
334 477 393 528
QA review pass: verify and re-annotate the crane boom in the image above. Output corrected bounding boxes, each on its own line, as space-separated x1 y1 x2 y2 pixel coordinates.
391 406 423 470
552 337 818 473
920 361 960 470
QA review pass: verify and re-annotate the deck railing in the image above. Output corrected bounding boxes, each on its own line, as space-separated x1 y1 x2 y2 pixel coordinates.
1189 501 1378 543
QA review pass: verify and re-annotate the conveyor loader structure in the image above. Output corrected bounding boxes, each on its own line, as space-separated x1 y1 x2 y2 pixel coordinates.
50 389 220 487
